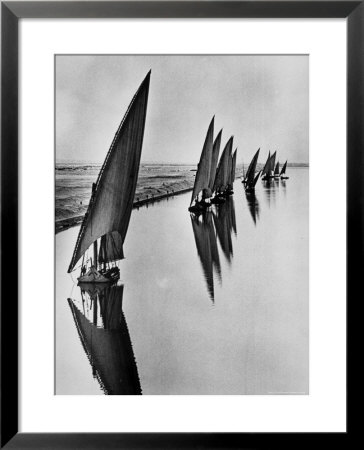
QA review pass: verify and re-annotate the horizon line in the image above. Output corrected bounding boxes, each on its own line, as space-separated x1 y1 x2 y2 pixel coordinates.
56 159 310 166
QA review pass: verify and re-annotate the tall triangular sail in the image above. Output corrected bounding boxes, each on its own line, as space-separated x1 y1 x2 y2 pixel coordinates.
230 149 237 184
280 160 287 175
213 137 233 193
252 170 261 187
68 71 151 272
190 117 214 205
208 129 222 191
274 162 280 175
261 151 271 177
269 151 277 176
245 149 260 185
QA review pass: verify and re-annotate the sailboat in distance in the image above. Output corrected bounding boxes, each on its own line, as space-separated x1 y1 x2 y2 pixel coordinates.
226 149 237 195
260 151 271 181
68 71 151 283
274 161 280 178
244 149 261 193
211 136 233 202
280 160 289 179
189 117 214 214
261 151 276 181
269 151 277 178
208 129 222 193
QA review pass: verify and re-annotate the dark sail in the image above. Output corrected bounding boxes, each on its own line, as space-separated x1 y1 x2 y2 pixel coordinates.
208 129 222 191
274 162 280 175
253 171 261 187
213 137 233 193
269 151 277 175
280 160 287 175
190 117 214 205
98 231 124 264
261 151 271 177
68 71 151 272
68 283 141 395
245 149 260 185
230 149 237 185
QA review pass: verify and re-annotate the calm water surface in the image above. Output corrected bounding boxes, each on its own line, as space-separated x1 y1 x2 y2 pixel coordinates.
56 168 308 395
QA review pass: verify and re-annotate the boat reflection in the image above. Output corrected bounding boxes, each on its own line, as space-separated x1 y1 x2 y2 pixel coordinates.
213 196 236 263
68 282 141 395
262 178 278 208
245 191 260 225
281 179 287 195
190 211 221 302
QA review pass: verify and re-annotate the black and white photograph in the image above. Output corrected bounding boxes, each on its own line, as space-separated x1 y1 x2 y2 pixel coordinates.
55 55 308 395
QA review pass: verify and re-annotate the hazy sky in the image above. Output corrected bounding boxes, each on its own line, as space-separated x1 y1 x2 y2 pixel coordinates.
56 55 308 164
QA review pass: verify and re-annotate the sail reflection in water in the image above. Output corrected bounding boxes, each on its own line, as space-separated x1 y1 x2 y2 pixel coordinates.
262 178 279 208
213 196 236 263
191 197 237 301
68 283 141 395
245 192 260 225
190 212 221 302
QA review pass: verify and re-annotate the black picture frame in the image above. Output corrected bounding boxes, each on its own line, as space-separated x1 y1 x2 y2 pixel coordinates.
1 1 356 448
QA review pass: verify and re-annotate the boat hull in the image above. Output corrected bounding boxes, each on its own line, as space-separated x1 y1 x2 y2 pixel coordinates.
77 266 120 283
189 203 208 214
78 274 111 283
210 195 226 204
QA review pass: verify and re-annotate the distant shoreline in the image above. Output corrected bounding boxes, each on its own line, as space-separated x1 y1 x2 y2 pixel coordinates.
56 161 309 167
55 164 307 234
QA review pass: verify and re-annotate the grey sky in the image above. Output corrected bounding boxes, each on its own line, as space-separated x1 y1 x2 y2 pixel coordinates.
56 55 308 164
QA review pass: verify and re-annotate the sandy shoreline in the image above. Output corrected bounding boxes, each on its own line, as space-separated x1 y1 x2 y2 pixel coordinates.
55 183 193 234
55 166 245 234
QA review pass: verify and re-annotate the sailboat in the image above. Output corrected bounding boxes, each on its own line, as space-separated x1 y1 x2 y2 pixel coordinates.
68 71 151 283
189 117 214 213
211 136 233 202
226 149 237 195
269 151 277 178
274 161 280 178
280 160 289 179
208 129 222 193
68 283 141 395
260 151 271 181
261 151 276 181
244 149 261 193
